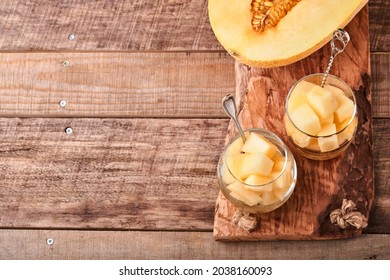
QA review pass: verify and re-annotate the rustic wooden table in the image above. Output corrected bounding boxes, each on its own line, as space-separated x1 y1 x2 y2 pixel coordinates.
0 0 389 259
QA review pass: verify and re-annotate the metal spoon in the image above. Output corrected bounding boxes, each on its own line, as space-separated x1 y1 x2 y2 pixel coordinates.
321 29 350 87
222 94 246 143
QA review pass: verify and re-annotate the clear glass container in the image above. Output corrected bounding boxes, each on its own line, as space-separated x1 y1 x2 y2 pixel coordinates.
284 74 358 160
217 128 297 214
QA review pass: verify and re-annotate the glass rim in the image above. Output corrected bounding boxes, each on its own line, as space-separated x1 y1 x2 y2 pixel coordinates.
224 128 288 188
285 73 357 139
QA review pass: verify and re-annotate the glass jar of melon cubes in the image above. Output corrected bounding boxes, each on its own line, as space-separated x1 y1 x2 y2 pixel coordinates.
217 128 297 214
284 74 358 160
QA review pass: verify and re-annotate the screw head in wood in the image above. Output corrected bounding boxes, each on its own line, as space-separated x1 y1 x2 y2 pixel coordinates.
68 34 76 41
62 60 70 67
46 238 54 245
59 100 67 107
65 127 73 134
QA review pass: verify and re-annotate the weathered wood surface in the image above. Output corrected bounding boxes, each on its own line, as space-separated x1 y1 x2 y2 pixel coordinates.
0 52 233 118
0 0 387 52
372 53 390 117
214 7 374 240
0 52 388 118
369 0 390 52
0 118 388 232
0 0 387 260
0 118 225 230
1 230 389 260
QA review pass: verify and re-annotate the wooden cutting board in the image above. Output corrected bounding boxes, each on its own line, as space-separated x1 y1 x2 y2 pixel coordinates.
214 6 374 241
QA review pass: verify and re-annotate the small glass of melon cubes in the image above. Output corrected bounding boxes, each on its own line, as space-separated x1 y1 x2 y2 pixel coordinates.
284 74 358 160
217 128 297 213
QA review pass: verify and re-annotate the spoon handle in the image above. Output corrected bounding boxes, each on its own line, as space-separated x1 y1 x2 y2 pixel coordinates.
222 94 247 143
321 29 350 87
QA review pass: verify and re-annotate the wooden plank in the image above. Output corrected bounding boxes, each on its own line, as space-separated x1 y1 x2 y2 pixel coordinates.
0 52 388 118
215 7 374 240
0 52 233 118
372 53 390 117
0 0 221 51
0 118 226 230
369 0 390 52
0 230 389 259
0 0 386 52
366 118 390 233
0 117 388 232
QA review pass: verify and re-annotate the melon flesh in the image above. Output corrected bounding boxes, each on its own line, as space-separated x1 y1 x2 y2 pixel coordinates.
208 0 367 67
241 132 278 158
307 85 339 119
289 103 321 136
227 181 263 206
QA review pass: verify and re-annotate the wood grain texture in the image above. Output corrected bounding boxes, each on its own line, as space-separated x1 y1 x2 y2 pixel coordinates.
0 230 389 260
0 52 388 118
0 0 386 52
0 118 388 232
0 0 220 51
372 53 390 117
0 52 233 118
214 7 374 240
0 118 226 230
369 0 390 52
366 118 390 233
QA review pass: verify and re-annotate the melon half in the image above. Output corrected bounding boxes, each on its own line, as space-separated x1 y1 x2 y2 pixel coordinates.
208 0 367 67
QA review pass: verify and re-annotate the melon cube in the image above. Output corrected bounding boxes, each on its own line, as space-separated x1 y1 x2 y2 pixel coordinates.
291 130 311 148
284 115 296 137
272 161 292 189
306 139 320 151
262 191 279 205
240 152 274 178
244 175 273 192
273 185 288 200
241 132 278 158
318 135 339 152
307 85 339 119
271 171 284 189
225 153 246 180
226 137 244 156
321 114 334 126
318 135 340 152
334 95 354 124
317 123 337 137
317 123 339 151
285 109 314 148
338 117 358 145
244 174 273 186
272 160 285 172
289 103 321 135
288 80 314 111
221 159 236 185
336 118 349 131
227 181 262 206
324 84 345 98
272 152 284 162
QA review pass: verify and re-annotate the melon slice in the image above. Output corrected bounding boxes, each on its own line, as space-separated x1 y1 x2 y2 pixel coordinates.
208 0 367 67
